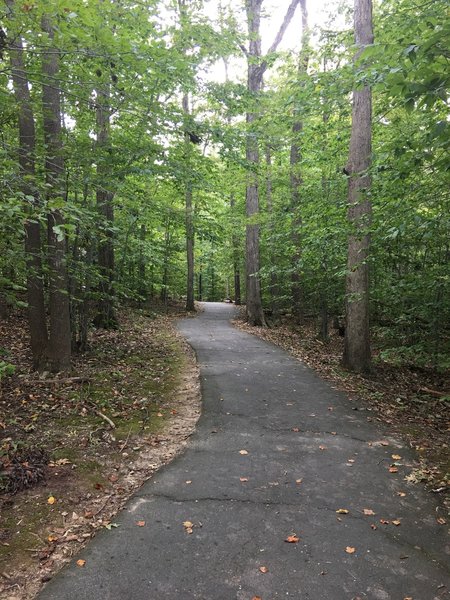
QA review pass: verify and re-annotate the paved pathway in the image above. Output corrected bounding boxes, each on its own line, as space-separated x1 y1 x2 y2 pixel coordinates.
39 303 449 600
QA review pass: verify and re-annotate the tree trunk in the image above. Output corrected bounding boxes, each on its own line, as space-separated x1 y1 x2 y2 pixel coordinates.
41 14 72 372
245 0 265 326
343 0 373 374
183 93 195 312
95 81 117 329
244 0 300 325
230 194 241 305
138 223 147 304
7 2 49 370
290 0 308 323
265 146 280 320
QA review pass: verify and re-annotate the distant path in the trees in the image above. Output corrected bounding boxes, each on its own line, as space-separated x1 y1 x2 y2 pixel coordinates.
38 303 449 600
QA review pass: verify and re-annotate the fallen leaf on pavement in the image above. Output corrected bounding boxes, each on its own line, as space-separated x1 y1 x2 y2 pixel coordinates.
345 546 356 554
239 450 248 455
136 521 146 527
285 535 300 543
251 597 262 600
380 519 390 524
295 478 303 484
240 477 249 482
319 445 326 450
336 509 349 514
392 520 401 526
259 566 269 573
391 454 402 460
183 521 194 534
389 466 398 473
363 509 375 516
76 560 86 567
47 496 56 505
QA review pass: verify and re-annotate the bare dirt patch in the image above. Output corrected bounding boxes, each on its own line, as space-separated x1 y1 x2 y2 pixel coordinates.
0 305 200 599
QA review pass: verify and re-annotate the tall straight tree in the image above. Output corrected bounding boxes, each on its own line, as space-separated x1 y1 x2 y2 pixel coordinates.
244 0 300 326
95 75 117 329
289 0 308 323
7 0 49 370
41 14 71 371
182 92 195 312
343 0 373 373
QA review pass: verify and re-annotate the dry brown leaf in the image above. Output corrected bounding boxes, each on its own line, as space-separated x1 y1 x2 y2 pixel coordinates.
370 524 377 530
259 566 269 573
363 509 375 516
336 509 349 514
292 427 300 432
397 491 406 497
436 517 446 525
239 477 249 482
239 450 248 455
136 521 146 527
389 466 398 473
345 546 356 554
251 597 262 600
76 559 86 567
392 520 401 526
391 454 402 460
380 519 390 525
47 496 56 505
285 535 300 543
295 478 303 484
319 445 327 450
47 535 58 543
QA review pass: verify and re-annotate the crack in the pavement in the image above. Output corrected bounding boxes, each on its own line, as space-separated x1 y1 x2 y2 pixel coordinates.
136 492 449 573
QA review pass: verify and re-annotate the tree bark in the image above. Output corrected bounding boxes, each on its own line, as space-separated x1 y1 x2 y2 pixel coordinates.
41 14 72 372
343 0 373 374
95 81 117 329
183 93 195 312
245 0 266 326
244 0 300 326
290 0 308 323
265 146 280 319
7 6 49 370
230 194 241 305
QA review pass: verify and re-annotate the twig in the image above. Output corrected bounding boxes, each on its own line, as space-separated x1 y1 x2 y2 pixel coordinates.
92 495 112 517
96 410 116 429
119 426 133 452
419 387 448 398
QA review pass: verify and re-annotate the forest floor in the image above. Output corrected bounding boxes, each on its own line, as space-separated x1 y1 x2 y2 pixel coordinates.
0 303 200 600
235 314 449 501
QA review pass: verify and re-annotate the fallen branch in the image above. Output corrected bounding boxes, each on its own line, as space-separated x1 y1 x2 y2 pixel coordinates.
419 387 449 398
96 410 116 429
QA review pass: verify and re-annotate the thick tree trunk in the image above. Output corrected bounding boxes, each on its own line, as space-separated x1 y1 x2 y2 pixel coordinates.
290 0 308 323
41 14 72 372
7 16 49 370
95 83 117 329
7 2 48 369
245 0 265 326
183 94 195 312
244 0 300 326
343 0 373 374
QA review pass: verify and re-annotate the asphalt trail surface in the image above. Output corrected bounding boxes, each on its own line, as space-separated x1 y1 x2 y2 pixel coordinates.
38 302 449 600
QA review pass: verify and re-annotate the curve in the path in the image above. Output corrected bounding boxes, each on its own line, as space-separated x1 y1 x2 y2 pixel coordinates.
38 302 449 600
